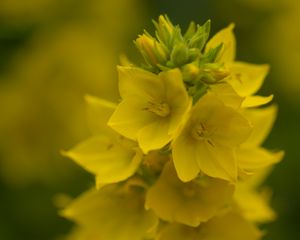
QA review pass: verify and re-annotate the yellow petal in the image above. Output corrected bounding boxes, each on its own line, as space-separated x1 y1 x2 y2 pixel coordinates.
198 211 262 240
196 142 238 182
209 82 244 109
108 98 155 140
62 135 142 185
242 95 273 108
191 93 251 148
118 66 164 101
158 211 262 240
205 23 236 63
85 95 117 135
137 119 172 153
227 62 270 96
235 186 276 223
172 133 200 182
160 69 192 134
209 105 252 148
62 186 158 240
157 223 197 240
242 105 277 147
146 162 234 227
238 147 284 172
241 167 273 189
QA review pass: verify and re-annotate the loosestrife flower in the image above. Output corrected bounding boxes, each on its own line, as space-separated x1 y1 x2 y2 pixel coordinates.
62 15 283 240
62 95 143 187
108 67 191 153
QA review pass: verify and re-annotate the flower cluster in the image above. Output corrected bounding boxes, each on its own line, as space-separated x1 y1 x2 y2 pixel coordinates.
62 15 283 240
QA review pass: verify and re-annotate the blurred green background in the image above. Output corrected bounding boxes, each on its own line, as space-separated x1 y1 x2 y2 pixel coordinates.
0 0 299 239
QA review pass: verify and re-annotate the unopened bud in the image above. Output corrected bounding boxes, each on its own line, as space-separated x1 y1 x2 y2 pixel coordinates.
155 15 174 46
136 34 168 67
136 34 159 66
171 43 189 66
203 63 230 82
181 63 200 82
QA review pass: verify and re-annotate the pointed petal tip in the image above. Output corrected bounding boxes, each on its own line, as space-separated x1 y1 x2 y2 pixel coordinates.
60 149 71 158
228 23 235 30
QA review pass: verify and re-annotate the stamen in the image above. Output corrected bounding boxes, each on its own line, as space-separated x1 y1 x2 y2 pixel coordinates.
144 101 171 117
192 122 215 147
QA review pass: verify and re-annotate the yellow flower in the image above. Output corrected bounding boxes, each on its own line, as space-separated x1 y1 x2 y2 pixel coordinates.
157 210 262 240
146 161 234 227
172 92 252 182
109 66 191 153
62 182 158 240
238 105 284 174
63 96 143 187
205 24 273 108
235 168 277 223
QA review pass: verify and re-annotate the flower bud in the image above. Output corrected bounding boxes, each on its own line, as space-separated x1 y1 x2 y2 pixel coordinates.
181 63 200 82
154 15 175 46
203 63 230 83
171 42 189 66
135 34 168 67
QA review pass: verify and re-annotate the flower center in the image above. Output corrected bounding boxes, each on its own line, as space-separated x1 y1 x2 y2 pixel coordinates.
192 122 215 147
145 102 171 117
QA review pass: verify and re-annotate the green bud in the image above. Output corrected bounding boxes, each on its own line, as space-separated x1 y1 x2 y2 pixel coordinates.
181 63 200 82
170 42 189 66
188 20 211 50
202 63 230 82
184 21 196 40
200 73 218 84
188 48 201 61
153 15 175 47
200 42 223 64
135 33 168 68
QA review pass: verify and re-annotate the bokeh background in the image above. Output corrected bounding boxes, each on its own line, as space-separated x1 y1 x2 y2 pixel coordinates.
0 0 299 239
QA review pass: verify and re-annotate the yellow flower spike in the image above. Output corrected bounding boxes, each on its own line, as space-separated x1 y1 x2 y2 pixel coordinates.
205 23 236 63
157 210 262 240
172 92 252 182
238 105 284 173
109 66 192 153
63 96 143 187
235 168 277 223
146 161 234 227
62 185 158 240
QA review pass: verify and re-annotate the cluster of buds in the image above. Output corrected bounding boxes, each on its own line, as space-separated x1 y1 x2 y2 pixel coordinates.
61 15 283 240
135 15 230 99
